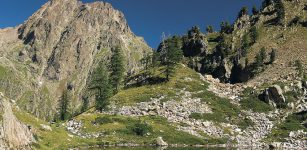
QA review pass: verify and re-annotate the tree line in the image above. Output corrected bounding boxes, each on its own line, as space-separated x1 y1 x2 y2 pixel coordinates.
57 46 125 121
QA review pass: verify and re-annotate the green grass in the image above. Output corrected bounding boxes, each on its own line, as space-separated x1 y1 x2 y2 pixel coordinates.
191 90 241 123
240 87 273 113
13 108 98 150
0 65 9 78
111 66 208 106
75 114 211 145
266 112 307 142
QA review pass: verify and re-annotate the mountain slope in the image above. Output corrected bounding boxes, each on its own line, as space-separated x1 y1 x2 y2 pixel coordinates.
0 0 152 120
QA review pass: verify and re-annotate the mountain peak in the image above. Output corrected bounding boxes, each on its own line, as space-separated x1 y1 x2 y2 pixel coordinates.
2 0 152 120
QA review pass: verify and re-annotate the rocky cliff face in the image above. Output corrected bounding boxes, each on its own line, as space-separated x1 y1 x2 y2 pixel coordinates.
0 0 152 120
0 93 34 149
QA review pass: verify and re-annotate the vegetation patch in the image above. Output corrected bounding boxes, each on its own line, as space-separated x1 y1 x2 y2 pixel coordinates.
111 66 208 106
267 112 307 142
240 87 273 113
75 114 209 145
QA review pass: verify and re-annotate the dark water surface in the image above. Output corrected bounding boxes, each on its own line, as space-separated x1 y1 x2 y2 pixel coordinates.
86 147 231 150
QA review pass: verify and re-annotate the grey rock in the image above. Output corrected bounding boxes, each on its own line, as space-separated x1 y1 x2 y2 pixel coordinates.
155 137 168 146
262 85 286 107
40 124 52 131
0 93 34 149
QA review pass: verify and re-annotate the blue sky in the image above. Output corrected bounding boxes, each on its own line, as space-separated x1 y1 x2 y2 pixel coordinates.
0 0 261 48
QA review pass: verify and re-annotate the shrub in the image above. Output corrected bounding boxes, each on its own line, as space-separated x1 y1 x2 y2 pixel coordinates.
269 49 277 64
240 90 273 113
237 118 254 130
131 121 153 136
94 116 114 124
295 60 304 78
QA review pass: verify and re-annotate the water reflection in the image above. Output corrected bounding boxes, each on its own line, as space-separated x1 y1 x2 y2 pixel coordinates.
86 147 231 150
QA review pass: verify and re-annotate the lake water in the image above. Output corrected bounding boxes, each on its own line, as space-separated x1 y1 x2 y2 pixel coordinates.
86 147 232 150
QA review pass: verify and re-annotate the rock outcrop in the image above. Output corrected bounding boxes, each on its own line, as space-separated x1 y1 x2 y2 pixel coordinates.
0 93 34 149
155 137 168 146
260 85 286 107
0 0 152 120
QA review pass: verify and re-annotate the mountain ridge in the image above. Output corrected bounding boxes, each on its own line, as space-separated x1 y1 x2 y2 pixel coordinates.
0 0 152 120
0 0 306 149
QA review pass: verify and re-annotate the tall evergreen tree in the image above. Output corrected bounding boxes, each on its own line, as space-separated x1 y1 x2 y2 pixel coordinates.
252 5 259 15
242 34 250 51
206 25 214 33
250 26 259 44
254 52 263 70
216 33 231 58
275 0 286 26
269 49 277 64
161 37 183 81
151 51 160 68
140 53 153 78
110 46 125 94
59 89 70 120
141 54 152 72
89 62 112 112
238 6 249 18
260 47 267 63
262 0 273 10
220 21 232 34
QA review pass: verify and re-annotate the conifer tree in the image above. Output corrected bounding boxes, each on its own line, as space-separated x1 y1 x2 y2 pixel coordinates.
275 0 286 26
241 34 250 57
260 47 267 63
140 53 152 78
206 25 214 33
151 51 160 68
250 26 259 44
110 46 124 94
252 5 259 15
255 52 263 70
89 62 112 112
141 54 152 72
269 49 277 64
161 37 183 81
59 89 69 120
238 6 248 18
220 21 232 34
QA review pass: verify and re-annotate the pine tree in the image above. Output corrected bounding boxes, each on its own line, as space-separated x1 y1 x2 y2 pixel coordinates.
254 52 263 70
241 34 250 57
140 53 152 78
252 5 259 15
269 49 277 64
260 47 267 63
250 26 259 44
162 37 183 81
262 0 273 10
206 25 214 33
295 60 303 78
245 58 249 67
216 33 231 58
238 6 249 18
275 0 285 26
110 46 124 94
89 62 112 112
59 89 69 121
151 51 160 68
141 54 152 72
220 21 232 34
